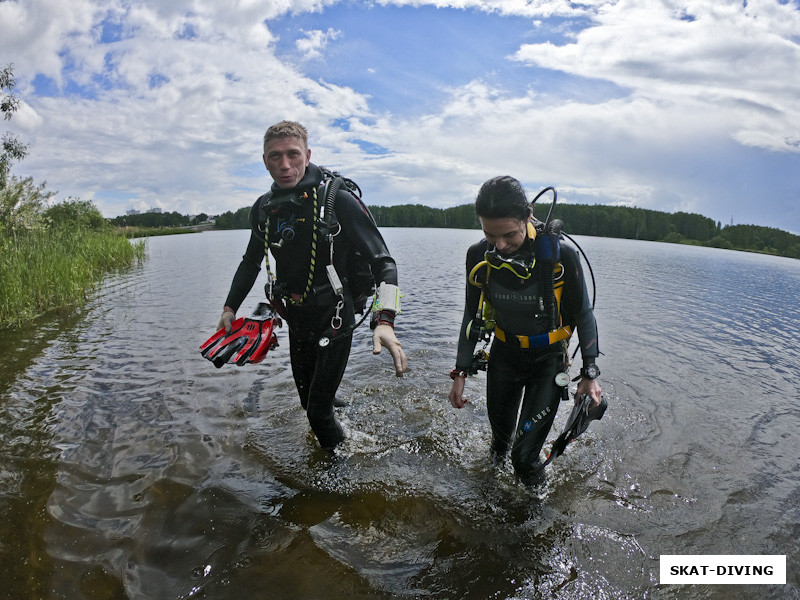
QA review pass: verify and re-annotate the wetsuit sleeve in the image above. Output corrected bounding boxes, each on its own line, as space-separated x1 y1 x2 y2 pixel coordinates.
335 189 398 286
223 202 265 313
560 243 599 363
454 241 486 371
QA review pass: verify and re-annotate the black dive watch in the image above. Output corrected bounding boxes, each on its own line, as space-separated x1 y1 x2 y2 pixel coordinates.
580 363 601 380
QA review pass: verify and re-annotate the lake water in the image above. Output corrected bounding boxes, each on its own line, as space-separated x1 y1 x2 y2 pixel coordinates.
1 228 798 599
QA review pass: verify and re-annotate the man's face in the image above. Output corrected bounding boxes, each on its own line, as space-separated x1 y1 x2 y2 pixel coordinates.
263 136 311 189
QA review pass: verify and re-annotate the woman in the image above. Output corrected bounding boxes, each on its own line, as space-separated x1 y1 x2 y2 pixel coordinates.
448 176 602 485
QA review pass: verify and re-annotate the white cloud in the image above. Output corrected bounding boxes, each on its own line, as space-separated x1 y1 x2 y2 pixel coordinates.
1 0 798 231
0 0 100 86
1 0 372 216
296 28 342 60
512 0 800 153
378 0 592 19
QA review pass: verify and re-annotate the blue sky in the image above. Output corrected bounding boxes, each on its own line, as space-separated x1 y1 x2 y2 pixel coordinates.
1 0 799 233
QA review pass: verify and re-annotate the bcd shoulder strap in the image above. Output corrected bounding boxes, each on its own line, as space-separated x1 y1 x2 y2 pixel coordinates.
318 167 376 314
319 166 367 231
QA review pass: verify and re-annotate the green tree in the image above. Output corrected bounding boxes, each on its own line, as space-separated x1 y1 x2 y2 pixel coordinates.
109 210 192 228
1 64 28 189
0 176 53 232
0 64 48 234
214 206 250 229
44 199 107 230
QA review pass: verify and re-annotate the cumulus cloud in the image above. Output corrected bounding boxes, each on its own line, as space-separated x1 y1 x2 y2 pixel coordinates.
512 0 800 153
0 0 371 216
1 0 798 231
378 0 590 19
296 28 342 60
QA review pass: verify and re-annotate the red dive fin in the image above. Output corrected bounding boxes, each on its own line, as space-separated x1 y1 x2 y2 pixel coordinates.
200 303 281 368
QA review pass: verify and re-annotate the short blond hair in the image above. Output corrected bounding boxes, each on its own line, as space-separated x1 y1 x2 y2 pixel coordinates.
263 120 308 153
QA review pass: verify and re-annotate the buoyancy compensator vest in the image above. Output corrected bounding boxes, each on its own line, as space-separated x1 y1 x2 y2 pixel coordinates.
250 167 376 315
467 218 572 351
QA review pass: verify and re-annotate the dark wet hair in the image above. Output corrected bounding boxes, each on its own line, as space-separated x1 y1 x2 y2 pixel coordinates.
475 176 530 221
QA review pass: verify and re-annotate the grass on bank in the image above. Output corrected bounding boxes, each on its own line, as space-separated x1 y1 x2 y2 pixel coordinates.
117 225 201 238
0 185 147 328
0 226 145 327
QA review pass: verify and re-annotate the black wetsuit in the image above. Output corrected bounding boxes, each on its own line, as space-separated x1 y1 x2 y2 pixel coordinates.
223 163 398 448
455 234 599 483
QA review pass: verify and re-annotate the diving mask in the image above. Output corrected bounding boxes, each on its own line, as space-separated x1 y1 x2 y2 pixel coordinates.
258 188 309 223
483 220 538 279
484 247 535 279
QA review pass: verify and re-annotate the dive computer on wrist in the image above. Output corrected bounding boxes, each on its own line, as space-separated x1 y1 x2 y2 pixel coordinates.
580 364 601 380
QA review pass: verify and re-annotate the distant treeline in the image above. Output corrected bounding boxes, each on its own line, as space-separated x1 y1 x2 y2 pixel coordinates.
205 203 479 231
116 202 800 259
533 204 800 258
368 202 800 259
109 211 209 228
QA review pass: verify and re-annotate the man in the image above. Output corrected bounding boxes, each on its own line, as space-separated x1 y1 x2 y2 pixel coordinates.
216 120 407 450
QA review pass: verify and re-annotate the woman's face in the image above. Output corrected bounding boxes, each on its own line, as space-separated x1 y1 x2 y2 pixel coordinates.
479 216 528 255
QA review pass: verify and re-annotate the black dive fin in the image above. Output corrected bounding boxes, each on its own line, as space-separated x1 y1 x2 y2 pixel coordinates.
544 394 607 466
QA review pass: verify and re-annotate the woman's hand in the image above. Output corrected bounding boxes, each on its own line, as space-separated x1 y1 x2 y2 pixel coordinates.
449 376 467 409
575 377 602 408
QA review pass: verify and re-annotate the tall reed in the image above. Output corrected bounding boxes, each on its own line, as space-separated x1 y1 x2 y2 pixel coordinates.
0 226 145 327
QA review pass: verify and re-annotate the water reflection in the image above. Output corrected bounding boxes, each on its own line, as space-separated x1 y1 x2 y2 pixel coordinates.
0 230 797 599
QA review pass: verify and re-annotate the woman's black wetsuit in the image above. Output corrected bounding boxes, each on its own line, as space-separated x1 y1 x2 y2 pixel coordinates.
455 234 599 482
223 163 398 448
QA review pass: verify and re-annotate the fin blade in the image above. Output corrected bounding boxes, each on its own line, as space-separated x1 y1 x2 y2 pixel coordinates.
248 319 278 364
199 317 247 364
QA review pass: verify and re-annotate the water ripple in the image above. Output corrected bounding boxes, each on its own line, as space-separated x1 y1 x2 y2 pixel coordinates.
2 231 799 598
